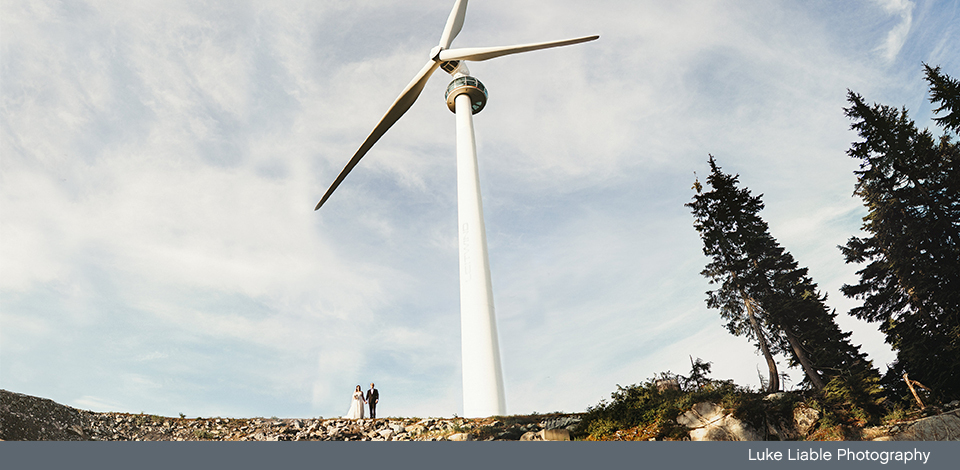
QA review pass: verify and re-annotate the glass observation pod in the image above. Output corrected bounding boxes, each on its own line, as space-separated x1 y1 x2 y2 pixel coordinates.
445 76 488 114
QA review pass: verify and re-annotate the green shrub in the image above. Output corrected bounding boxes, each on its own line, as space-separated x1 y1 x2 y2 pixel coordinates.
579 356 891 441
577 371 751 441
192 429 215 440
819 371 885 426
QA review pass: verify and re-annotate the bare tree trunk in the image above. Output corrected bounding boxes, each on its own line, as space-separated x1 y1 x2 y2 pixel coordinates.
904 373 926 409
781 326 826 390
740 261 825 391
742 293 780 393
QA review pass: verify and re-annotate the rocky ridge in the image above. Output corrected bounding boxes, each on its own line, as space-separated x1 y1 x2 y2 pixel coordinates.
0 390 579 441
5 389 958 441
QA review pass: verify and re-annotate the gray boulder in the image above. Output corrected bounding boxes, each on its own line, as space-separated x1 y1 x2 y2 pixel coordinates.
880 410 960 441
793 405 820 436
541 417 581 430
677 402 761 441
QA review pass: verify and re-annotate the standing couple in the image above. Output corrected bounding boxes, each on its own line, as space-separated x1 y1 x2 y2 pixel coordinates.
345 383 379 419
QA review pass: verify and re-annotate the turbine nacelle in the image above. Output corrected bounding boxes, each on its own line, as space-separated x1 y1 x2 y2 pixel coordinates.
441 60 468 77
431 45 467 76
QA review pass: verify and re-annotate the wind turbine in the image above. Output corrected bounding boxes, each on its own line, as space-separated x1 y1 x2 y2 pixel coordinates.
315 0 597 418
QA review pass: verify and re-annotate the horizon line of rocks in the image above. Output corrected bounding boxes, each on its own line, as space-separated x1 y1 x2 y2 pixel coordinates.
76 412 582 441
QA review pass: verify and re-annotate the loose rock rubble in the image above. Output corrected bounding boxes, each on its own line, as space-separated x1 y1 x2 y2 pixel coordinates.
1 390 580 441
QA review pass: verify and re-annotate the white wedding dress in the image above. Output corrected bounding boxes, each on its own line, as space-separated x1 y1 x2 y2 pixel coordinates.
345 391 365 419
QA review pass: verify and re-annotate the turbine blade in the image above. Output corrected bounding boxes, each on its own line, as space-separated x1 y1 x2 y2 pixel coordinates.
315 60 441 210
438 35 599 62
438 0 468 49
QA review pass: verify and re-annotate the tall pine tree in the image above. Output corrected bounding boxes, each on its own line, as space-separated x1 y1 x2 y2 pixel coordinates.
690 157 880 409
840 65 960 403
688 158 783 392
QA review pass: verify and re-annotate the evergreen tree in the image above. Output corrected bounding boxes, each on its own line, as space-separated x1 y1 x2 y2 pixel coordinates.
689 157 880 403
926 65 960 132
839 65 960 402
688 158 783 392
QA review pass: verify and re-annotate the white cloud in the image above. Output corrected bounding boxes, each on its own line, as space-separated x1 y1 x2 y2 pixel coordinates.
870 0 915 61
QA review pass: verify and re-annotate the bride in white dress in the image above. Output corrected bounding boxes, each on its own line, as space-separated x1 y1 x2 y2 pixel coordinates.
345 385 366 419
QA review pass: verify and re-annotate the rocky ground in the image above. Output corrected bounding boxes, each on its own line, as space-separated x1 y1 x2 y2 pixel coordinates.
0 389 581 441
4 389 958 441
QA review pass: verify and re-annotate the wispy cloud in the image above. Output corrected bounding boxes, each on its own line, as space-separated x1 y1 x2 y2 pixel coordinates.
871 0 915 61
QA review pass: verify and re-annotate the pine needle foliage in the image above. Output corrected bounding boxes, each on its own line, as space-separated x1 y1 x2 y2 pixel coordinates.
840 64 960 403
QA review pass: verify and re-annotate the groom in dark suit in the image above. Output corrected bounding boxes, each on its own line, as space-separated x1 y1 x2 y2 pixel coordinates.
366 383 379 419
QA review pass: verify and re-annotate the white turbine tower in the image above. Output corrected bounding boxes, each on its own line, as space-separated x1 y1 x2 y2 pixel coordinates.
315 0 597 418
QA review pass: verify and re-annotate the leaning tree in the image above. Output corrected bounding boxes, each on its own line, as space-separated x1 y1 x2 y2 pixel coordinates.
690 156 879 399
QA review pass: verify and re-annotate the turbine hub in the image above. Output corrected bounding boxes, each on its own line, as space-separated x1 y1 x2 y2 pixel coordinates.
445 76 487 114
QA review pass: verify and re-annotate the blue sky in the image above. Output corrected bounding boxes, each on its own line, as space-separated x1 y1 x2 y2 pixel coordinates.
1 0 957 419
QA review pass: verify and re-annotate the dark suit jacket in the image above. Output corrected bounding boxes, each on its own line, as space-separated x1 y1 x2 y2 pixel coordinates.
366 389 378 404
